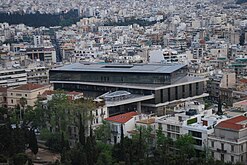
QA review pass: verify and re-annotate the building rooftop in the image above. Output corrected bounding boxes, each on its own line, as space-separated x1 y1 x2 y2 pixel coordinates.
12 83 45 91
137 118 155 124
105 111 138 124
52 63 186 74
217 115 247 131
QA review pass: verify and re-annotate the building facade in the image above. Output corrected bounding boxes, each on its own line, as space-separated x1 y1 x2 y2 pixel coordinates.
7 83 52 108
0 69 27 87
49 63 208 115
208 115 247 164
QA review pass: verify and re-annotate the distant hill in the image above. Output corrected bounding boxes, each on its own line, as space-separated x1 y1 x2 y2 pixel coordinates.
236 0 247 4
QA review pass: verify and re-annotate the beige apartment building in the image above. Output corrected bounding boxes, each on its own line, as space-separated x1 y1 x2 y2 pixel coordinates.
7 83 52 108
0 86 7 108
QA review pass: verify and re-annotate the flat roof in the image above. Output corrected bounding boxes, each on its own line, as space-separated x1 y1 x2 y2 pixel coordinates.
51 63 186 74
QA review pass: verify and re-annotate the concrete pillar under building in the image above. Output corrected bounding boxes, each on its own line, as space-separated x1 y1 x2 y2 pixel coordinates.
137 102 141 113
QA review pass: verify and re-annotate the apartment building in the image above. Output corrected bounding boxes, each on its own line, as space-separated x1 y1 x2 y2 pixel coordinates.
7 83 51 108
105 111 139 144
156 101 226 151
26 66 49 84
0 86 7 108
208 115 247 164
26 47 57 63
0 69 27 87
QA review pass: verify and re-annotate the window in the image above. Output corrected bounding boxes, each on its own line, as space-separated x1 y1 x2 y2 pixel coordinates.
96 110 98 116
211 151 214 158
189 130 202 138
221 154 224 161
211 141 214 148
25 94 27 97
231 156 234 162
11 93 13 96
231 145 234 152
221 143 224 150
241 145 243 152
16 93 22 96
241 155 243 161
11 99 13 104
158 123 162 129
96 118 98 124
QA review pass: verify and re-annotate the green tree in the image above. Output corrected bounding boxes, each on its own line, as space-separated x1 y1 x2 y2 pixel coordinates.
12 153 32 165
175 134 195 165
79 114 85 146
19 97 27 121
29 129 38 157
154 125 173 165
96 150 113 165
94 120 111 143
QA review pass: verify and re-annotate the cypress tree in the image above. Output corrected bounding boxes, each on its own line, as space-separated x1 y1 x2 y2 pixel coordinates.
79 114 85 146
29 129 38 156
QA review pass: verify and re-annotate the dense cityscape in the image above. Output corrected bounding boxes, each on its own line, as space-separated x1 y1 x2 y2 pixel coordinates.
0 0 247 164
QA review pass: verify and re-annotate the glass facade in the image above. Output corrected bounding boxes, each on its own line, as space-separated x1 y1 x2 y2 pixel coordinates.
50 70 173 84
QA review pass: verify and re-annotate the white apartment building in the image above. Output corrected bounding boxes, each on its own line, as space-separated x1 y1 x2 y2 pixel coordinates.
156 101 227 151
0 69 27 87
208 115 247 164
105 111 142 144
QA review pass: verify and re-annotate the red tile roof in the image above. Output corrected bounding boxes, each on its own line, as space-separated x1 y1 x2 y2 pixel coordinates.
240 79 247 83
13 83 45 91
67 91 82 95
217 116 247 131
105 112 138 124
42 90 55 96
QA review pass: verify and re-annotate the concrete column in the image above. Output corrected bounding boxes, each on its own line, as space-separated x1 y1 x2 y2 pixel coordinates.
137 102 141 113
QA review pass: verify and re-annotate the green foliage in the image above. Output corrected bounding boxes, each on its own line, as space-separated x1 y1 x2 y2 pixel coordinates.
0 155 7 163
29 129 38 155
45 133 65 153
0 10 80 27
95 120 111 143
96 150 113 165
187 117 197 125
12 153 32 165
40 128 53 141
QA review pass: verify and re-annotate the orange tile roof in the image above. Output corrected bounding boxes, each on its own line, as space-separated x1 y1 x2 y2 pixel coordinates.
42 90 55 96
105 112 138 124
217 116 247 131
13 83 45 91
67 91 83 95
240 79 247 83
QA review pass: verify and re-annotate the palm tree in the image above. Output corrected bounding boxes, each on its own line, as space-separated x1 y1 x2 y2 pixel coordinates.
19 97 27 122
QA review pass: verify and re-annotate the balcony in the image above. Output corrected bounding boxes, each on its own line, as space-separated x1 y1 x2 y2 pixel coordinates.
217 148 227 153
